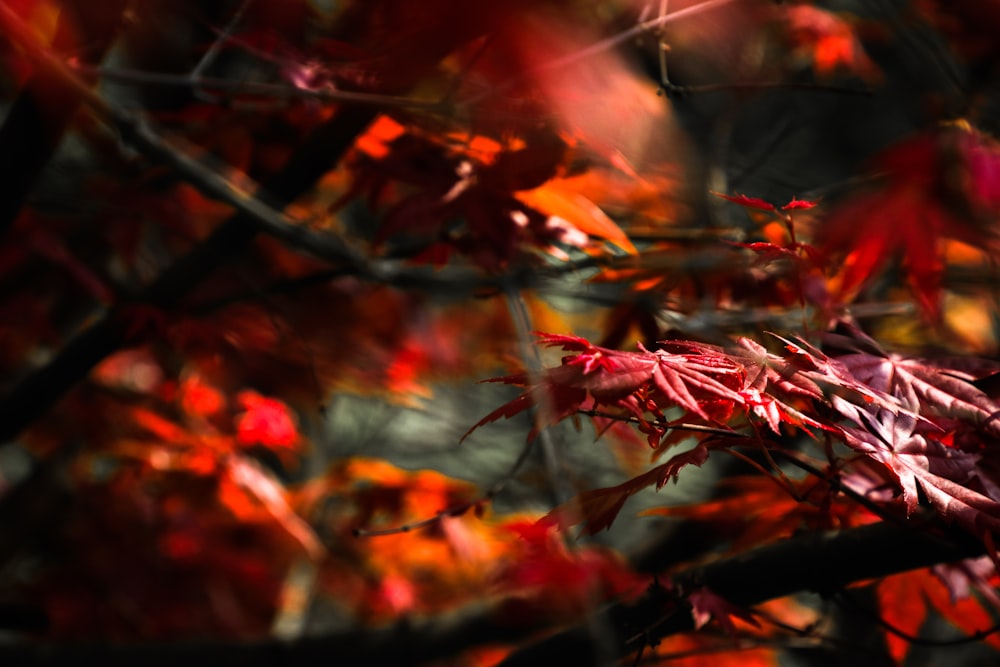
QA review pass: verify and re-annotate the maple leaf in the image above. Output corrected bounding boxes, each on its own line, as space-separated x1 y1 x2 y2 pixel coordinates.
711 193 817 223
781 197 819 211
819 125 1000 318
840 408 1000 534
732 335 896 434
933 556 1000 616
352 124 626 268
735 241 799 264
712 191 777 212
465 334 744 445
829 327 1000 435
515 178 637 254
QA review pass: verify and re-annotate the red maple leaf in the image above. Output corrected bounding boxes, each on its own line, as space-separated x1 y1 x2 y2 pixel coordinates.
712 191 777 212
828 326 1000 435
782 197 819 211
752 333 903 428
730 338 830 435
819 125 1000 318
350 125 621 269
714 192 818 215
464 334 744 445
840 408 1000 534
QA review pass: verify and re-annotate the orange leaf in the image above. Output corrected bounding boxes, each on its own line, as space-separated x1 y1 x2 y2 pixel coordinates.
178 373 226 418
354 114 406 160
517 179 636 254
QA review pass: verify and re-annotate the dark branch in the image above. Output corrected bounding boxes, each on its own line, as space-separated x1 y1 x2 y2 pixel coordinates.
498 520 986 667
0 520 984 666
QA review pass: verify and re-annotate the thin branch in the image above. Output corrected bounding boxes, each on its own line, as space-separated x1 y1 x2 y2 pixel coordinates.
657 0 671 89
578 409 739 439
662 81 872 97
501 281 622 665
721 446 800 498
503 284 575 507
774 449 911 527
189 0 255 103
578 410 917 527
72 64 449 113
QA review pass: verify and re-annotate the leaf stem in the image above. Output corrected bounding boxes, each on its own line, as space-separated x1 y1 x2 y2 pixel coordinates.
578 409 740 438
